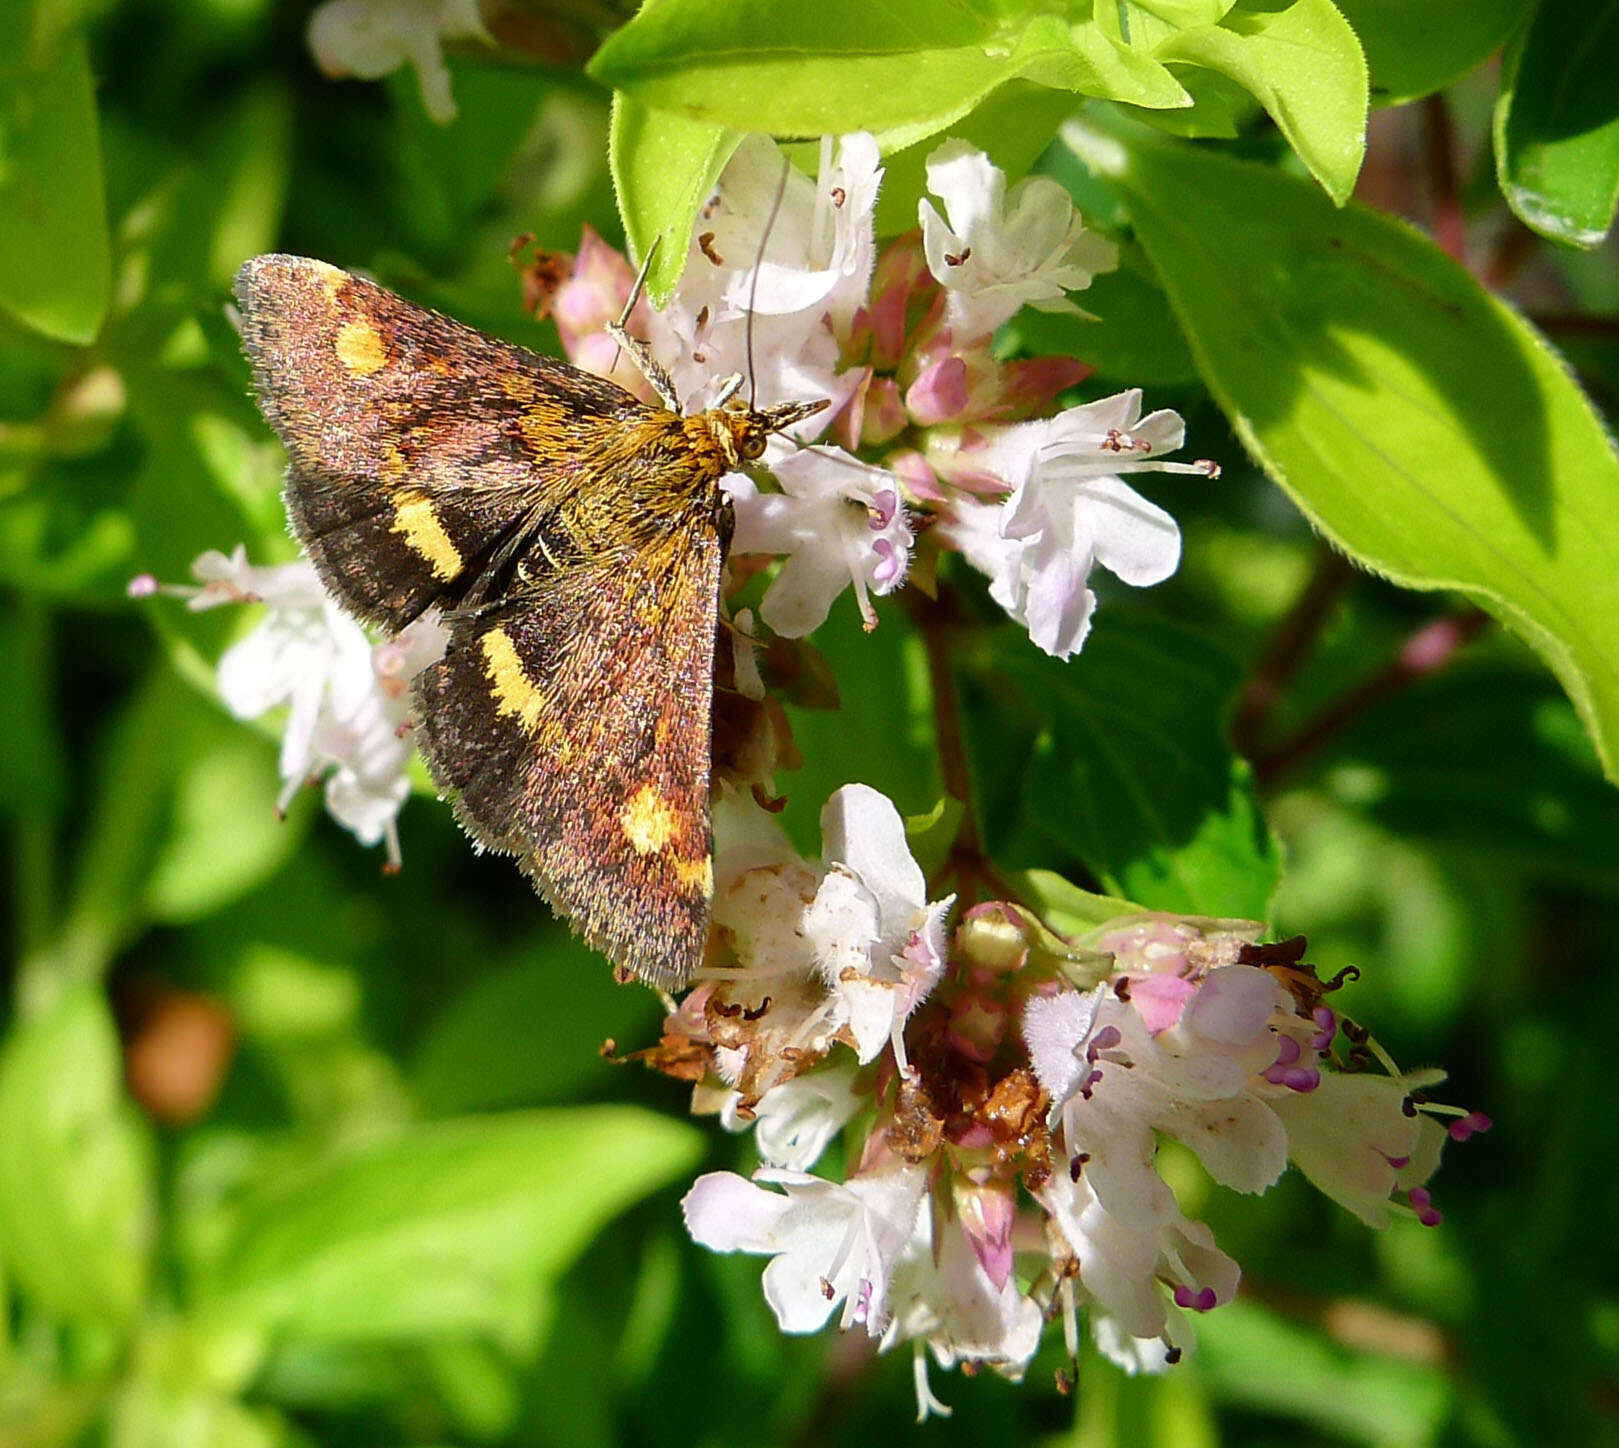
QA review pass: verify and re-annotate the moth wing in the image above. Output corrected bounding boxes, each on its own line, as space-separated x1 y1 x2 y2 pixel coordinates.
233 254 646 631
413 522 723 990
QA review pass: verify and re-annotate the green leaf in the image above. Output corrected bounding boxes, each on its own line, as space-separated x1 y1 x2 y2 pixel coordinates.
1334 0 1530 105
903 795 966 879
0 985 155 1324
203 1109 701 1344
1329 663 1619 883
205 83 294 289
778 588 940 857
963 614 1281 918
1495 0 1619 248
1132 0 1239 25
111 1382 300 1448
142 722 301 925
411 936 663 1115
609 92 738 305
1012 868 1145 938
589 5 1189 152
999 242 1200 384
1121 64 1257 140
1067 116 1619 783
1150 0 1370 204
1199 1299 1449 1443
0 37 111 344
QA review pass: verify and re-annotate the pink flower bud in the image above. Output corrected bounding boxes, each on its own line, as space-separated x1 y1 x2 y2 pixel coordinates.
860 375 907 445
906 355 970 426
953 1178 1018 1290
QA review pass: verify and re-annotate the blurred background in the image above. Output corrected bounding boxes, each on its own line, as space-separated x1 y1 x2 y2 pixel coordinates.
2 1 1618 1444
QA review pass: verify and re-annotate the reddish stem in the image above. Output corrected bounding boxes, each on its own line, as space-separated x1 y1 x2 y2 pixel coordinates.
1231 548 1357 757
1421 94 1468 263
1253 609 1491 787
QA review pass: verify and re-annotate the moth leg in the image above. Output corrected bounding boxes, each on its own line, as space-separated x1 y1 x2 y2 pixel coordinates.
608 239 682 413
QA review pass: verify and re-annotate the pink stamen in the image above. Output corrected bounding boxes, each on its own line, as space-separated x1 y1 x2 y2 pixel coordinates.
1173 1285 1217 1312
1449 1111 1492 1142
1408 1187 1442 1227
1311 1006 1337 1051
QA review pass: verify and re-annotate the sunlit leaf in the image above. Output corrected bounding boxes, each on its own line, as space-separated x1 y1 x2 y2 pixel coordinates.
608 92 738 305
0 985 155 1324
0 37 110 343
1067 116 1619 783
1012 868 1145 937
203 1109 701 1343
1150 0 1369 204
589 3 1189 151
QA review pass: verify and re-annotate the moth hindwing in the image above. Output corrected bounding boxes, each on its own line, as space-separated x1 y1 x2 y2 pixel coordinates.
233 254 734 989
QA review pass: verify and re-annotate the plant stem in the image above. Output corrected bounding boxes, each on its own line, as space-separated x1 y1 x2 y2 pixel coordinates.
1420 94 1467 263
907 586 1015 904
1230 547 1357 758
1253 608 1490 787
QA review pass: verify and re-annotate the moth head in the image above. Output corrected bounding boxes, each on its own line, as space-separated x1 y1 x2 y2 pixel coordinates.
708 397 830 468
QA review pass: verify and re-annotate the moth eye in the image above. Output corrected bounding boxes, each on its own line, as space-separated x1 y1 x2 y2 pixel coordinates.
741 434 767 461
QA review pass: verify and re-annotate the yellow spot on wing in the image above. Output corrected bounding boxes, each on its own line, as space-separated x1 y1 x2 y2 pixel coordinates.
622 783 679 855
673 853 714 897
308 259 348 300
335 318 388 376
482 626 548 733
391 491 462 581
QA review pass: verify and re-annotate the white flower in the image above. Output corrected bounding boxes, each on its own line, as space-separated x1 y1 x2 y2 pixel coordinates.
728 448 912 637
943 390 1191 660
1272 1069 1449 1228
1028 967 1298 1222
694 132 881 333
883 1205 1044 1420
682 1162 927 1336
919 139 1117 340
647 132 882 426
1039 1168 1238 1359
719 1062 863 1171
307 0 489 124
1027 948 1452 1238
701 783 950 1100
189 548 445 863
805 785 953 1068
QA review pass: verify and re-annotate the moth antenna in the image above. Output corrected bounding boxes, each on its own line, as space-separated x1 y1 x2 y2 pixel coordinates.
747 155 793 410
607 234 680 411
619 236 661 331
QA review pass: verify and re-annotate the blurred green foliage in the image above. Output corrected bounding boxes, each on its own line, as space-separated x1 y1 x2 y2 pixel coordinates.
2 0 1618 1444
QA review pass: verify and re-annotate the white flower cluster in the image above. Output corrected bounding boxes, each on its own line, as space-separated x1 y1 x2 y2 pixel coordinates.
549 134 1210 654
130 548 445 865
665 820 1485 1416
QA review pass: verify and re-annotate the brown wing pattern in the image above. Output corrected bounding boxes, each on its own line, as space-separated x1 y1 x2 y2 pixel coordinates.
413 524 723 990
233 254 648 631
